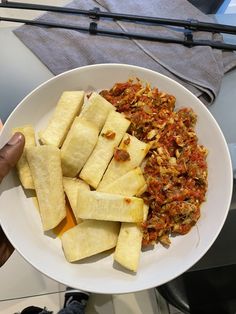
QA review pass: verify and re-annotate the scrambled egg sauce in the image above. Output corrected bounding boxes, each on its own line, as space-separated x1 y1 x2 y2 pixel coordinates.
100 79 208 247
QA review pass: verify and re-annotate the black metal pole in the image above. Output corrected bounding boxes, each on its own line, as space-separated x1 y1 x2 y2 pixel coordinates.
1 0 236 35
1 16 236 51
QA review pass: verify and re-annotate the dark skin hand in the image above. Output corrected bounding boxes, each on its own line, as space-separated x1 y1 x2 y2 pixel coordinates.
0 132 25 267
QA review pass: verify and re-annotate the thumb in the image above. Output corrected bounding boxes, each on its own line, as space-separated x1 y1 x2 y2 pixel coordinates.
0 132 25 183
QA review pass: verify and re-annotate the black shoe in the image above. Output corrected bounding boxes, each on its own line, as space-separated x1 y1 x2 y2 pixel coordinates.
21 306 53 314
63 288 90 308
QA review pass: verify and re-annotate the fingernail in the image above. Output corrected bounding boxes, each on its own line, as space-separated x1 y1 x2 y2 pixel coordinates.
7 132 24 146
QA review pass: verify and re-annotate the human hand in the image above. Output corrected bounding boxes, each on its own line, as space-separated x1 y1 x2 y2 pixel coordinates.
0 132 25 267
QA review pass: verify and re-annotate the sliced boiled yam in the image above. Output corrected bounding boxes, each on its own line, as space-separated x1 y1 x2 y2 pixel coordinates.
114 204 149 272
61 220 120 262
12 125 36 189
79 111 130 189
79 92 115 131
99 167 146 196
61 118 99 177
26 145 66 231
77 190 144 222
136 183 148 197
63 177 90 223
97 134 151 191
114 222 143 272
38 91 84 147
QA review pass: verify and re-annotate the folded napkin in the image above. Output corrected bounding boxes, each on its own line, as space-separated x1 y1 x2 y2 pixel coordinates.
14 0 236 105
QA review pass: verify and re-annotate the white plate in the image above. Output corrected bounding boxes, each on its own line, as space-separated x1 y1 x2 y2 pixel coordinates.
0 64 233 294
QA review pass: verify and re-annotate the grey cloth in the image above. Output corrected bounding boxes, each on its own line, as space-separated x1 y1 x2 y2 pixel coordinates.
14 0 236 105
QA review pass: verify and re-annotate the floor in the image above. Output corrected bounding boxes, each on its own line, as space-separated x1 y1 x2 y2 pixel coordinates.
0 0 235 313
0 250 168 314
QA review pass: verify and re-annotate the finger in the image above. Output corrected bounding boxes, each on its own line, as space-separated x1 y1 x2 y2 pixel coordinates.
0 226 14 267
0 132 25 183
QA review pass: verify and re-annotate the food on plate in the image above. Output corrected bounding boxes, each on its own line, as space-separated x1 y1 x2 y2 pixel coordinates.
26 145 66 231
79 111 130 188
61 220 120 262
53 203 77 238
100 79 208 246
114 202 149 272
79 92 115 131
77 190 144 222
114 222 143 272
12 125 36 189
97 133 151 191
38 91 84 147
99 167 146 196
61 117 99 177
63 177 90 223
14 77 208 273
